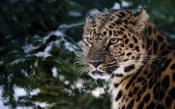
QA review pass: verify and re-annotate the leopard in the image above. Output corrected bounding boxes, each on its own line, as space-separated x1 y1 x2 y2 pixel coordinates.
81 9 175 109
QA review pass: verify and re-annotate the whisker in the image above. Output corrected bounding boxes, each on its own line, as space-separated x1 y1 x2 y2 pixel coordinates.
74 51 89 75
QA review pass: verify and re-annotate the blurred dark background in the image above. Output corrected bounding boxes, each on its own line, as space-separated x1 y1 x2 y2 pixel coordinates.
0 0 175 109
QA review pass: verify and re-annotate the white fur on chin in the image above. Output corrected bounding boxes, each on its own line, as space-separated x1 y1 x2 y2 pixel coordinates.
88 72 111 80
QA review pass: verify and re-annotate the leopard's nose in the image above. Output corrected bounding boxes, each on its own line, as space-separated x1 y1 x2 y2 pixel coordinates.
89 61 103 68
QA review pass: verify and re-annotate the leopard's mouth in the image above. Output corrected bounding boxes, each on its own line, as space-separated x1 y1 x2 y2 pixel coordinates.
91 70 104 75
89 70 111 80
88 65 119 80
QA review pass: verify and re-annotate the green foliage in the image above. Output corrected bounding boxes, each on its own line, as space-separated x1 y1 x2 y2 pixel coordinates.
0 0 175 109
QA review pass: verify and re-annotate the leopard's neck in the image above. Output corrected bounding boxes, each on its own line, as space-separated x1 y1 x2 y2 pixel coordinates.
144 21 173 56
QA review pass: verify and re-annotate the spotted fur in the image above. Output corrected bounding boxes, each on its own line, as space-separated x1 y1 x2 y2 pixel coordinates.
82 9 175 109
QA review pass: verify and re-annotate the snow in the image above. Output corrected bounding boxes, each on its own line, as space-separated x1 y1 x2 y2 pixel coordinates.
35 102 50 108
0 87 41 109
64 41 77 51
64 80 70 85
15 88 27 97
68 11 82 17
59 75 65 81
169 33 175 39
112 1 130 9
52 67 58 77
91 87 105 98
59 22 84 30
121 1 130 7
23 44 36 53
9 58 26 66
77 40 82 47
35 52 52 58
75 79 83 90
0 101 8 109
53 30 64 37
30 89 40 95
138 5 143 9
0 88 9 109
112 3 120 9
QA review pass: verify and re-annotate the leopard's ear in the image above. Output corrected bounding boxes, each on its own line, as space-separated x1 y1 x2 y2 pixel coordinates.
131 10 149 34
86 9 101 22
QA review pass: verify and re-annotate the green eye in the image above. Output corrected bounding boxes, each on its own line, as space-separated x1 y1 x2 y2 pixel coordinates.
86 37 93 44
110 38 118 44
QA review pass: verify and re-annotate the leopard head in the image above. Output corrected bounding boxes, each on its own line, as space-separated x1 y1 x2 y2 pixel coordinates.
82 9 149 80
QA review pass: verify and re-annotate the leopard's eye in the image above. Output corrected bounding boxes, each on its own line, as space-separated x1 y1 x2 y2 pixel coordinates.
110 38 118 44
86 37 93 44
